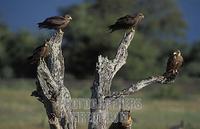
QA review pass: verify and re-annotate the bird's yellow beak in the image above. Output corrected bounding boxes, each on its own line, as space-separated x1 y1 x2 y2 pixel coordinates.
142 15 144 19
173 52 177 55
69 17 72 20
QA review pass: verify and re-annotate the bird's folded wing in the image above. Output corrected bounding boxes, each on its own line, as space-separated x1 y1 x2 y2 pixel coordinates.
166 56 176 71
45 16 66 25
117 15 131 21
115 17 135 26
46 16 65 20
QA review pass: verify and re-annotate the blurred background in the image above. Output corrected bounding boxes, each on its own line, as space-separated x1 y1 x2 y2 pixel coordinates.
0 0 199 129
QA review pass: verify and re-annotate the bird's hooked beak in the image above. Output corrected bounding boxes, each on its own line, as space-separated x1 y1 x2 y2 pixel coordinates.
142 15 144 19
174 50 181 56
69 16 72 20
173 52 177 55
138 13 144 19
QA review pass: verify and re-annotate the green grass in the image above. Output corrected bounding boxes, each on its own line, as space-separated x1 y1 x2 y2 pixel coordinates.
0 79 200 129
0 86 48 129
132 99 200 129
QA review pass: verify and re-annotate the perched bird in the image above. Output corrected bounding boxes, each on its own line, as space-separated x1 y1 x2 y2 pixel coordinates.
38 14 72 32
109 110 133 129
169 120 184 129
108 13 144 32
164 50 183 79
27 42 49 64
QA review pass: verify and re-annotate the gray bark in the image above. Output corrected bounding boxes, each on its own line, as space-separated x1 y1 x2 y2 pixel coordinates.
31 27 177 129
88 29 176 129
32 32 76 129
88 30 135 129
106 75 168 102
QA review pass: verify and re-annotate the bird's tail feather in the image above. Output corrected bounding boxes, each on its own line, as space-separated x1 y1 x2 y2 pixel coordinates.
37 23 42 28
27 56 37 64
107 25 115 33
37 22 46 28
27 56 33 61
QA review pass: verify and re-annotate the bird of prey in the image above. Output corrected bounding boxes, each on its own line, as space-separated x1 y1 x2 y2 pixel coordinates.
27 42 49 64
169 120 184 129
109 110 133 129
164 50 183 79
108 13 144 32
38 14 72 32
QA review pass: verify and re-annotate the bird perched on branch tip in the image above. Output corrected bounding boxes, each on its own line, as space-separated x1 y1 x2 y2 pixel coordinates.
27 42 49 64
108 12 144 33
163 50 183 81
38 14 72 33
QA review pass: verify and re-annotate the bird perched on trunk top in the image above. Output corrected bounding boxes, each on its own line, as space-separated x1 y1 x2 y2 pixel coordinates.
108 13 144 32
27 42 49 64
38 14 72 33
163 50 183 81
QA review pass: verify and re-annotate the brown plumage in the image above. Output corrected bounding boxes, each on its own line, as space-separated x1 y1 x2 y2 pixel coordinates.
164 50 183 79
109 110 133 129
27 42 49 64
38 14 72 32
169 120 184 129
108 13 144 32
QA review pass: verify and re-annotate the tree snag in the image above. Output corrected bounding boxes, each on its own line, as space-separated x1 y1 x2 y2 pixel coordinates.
31 32 76 129
31 27 179 129
88 29 177 129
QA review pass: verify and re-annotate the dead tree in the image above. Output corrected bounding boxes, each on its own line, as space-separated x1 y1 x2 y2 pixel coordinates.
88 29 172 129
31 29 176 129
31 31 76 129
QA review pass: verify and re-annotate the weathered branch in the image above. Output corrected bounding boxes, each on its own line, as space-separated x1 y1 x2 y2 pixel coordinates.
48 32 65 86
88 30 135 129
106 75 168 101
31 19 178 129
32 32 76 129
88 27 178 129
36 60 59 99
49 113 63 129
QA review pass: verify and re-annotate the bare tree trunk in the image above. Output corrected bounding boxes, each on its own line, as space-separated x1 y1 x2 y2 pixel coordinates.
88 29 175 129
88 30 135 129
31 27 177 129
32 32 76 129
